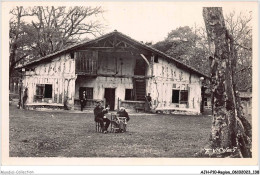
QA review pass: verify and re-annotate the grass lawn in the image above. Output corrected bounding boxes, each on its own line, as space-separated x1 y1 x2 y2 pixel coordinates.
9 105 212 157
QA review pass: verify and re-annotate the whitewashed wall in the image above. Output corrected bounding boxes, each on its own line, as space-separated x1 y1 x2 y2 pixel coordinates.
75 76 133 109
74 52 138 109
22 49 202 113
147 57 202 113
23 53 76 106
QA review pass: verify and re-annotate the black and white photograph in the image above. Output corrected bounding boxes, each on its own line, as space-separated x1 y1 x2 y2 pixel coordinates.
1 1 259 174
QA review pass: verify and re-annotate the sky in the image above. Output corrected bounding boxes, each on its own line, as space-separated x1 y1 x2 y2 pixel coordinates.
96 2 254 43
102 3 205 43
6 1 255 44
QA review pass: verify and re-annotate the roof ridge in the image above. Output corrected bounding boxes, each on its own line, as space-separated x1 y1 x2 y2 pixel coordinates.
115 31 209 78
16 30 209 78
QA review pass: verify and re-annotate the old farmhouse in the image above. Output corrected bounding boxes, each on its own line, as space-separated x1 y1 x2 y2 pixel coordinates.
16 30 208 114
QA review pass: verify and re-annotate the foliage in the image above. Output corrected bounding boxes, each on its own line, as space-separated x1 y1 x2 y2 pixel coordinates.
153 11 252 91
9 6 104 75
225 11 252 91
153 26 210 75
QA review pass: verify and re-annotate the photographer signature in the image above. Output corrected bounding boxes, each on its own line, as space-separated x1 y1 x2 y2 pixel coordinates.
204 147 237 154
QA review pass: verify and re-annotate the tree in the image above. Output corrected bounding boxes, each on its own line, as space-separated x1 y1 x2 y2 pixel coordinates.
202 7 251 157
153 26 197 62
9 6 104 76
29 6 104 57
9 6 33 76
225 11 252 91
197 11 252 91
153 26 210 74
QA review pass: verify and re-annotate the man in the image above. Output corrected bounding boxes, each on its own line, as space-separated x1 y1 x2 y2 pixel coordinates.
80 91 87 111
22 87 28 109
146 93 152 103
94 101 110 133
145 93 152 112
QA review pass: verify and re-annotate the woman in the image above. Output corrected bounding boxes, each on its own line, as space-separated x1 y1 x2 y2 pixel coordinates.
115 107 130 132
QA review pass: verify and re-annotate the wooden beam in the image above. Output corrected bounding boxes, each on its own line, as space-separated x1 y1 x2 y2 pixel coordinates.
108 40 114 47
97 74 151 79
140 54 150 66
100 50 129 53
81 47 115 49
76 47 146 55
76 73 152 79
151 54 154 76
113 35 117 47
76 72 97 76
115 41 124 47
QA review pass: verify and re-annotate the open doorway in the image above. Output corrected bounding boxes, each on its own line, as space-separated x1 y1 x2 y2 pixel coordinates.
104 88 115 110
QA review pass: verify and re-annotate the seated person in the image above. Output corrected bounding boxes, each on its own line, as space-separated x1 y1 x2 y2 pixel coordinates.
94 101 110 134
114 107 130 132
117 107 130 121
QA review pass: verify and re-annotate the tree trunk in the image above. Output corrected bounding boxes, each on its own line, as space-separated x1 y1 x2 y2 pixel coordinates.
202 7 251 157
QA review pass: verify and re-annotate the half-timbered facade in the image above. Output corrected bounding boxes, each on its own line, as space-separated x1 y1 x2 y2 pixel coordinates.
16 30 208 114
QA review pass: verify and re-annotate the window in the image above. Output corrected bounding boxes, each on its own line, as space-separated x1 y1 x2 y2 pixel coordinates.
36 84 52 99
44 84 52 98
154 55 159 63
36 84 44 99
86 88 93 99
125 89 134 100
70 52 75 59
172 90 180 103
172 89 188 104
79 87 93 99
180 90 188 104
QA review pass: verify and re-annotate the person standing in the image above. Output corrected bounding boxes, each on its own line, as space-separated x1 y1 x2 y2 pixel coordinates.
94 101 110 133
80 91 87 111
22 87 28 109
145 93 152 112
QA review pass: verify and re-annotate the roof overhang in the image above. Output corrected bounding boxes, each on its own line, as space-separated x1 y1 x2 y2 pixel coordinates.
15 30 210 79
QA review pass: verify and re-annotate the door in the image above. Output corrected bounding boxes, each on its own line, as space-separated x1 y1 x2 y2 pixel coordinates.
104 88 116 110
79 87 86 99
133 78 146 101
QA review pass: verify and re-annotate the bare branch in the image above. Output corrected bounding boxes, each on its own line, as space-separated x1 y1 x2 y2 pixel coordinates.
234 43 252 51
